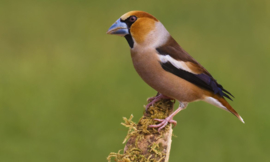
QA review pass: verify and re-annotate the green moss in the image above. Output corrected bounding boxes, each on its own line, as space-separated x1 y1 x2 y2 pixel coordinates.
107 99 174 162
149 142 165 157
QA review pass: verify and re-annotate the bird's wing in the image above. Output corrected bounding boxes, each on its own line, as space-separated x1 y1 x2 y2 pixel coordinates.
157 36 233 100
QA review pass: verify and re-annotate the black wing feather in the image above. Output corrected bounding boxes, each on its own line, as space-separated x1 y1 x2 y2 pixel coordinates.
160 62 233 100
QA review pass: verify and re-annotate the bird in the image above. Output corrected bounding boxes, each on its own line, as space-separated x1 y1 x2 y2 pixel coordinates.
107 11 244 131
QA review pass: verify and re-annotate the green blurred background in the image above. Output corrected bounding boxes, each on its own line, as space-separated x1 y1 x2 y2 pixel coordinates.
0 0 269 161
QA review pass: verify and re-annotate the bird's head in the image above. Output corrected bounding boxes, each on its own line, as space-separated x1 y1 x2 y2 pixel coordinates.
107 11 170 48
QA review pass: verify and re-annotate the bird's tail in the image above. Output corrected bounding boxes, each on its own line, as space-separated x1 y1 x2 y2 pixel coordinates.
204 95 245 123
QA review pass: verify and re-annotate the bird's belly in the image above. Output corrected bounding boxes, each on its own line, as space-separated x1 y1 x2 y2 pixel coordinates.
132 57 204 102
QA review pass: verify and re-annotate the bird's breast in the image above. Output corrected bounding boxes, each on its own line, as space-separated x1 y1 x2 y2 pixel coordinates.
131 48 161 85
130 48 205 102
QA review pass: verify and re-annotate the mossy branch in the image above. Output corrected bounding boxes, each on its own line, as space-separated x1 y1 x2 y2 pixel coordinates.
107 99 175 162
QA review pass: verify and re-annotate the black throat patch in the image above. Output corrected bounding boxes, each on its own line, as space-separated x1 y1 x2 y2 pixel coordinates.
125 34 134 48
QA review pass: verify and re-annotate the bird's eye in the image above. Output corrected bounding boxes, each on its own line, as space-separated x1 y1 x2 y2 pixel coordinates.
129 16 137 22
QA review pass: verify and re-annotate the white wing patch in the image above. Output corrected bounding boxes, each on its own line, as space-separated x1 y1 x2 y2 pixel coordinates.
158 55 194 73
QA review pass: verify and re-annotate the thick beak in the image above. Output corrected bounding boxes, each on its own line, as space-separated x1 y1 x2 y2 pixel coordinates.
106 18 129 36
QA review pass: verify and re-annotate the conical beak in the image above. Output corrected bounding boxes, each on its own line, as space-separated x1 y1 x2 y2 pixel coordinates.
106 18 129 36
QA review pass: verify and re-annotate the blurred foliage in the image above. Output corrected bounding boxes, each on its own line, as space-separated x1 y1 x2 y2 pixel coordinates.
0 0 269 161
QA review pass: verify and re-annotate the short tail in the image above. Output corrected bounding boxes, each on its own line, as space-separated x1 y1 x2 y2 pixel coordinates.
204 95 245 123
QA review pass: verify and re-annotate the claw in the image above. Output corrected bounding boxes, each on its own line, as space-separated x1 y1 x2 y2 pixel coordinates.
145 94 172 110
145 102 154 110
150 118 177 132
148 105 187 131
149 120 168 131
147 96 156 102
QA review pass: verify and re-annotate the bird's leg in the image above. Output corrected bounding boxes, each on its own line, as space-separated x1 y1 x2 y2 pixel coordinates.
149 102 188 132
146 93 172 110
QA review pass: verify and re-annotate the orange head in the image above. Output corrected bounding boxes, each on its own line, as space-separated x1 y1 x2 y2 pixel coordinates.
107 11 169 48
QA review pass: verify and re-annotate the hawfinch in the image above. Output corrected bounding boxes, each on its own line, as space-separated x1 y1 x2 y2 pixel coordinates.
107 11 244 131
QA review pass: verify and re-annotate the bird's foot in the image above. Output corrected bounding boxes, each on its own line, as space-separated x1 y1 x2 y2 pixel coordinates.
145 94 172 110
149 117 177 132
147 96 158 102
148 104 187 131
